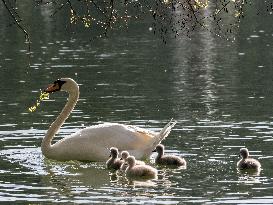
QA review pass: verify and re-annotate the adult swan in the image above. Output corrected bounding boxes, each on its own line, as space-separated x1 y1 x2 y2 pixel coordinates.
41 78 176 161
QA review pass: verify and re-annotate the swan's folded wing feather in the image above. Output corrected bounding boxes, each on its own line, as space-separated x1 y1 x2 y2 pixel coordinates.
50 123 157 161
73 123 155 149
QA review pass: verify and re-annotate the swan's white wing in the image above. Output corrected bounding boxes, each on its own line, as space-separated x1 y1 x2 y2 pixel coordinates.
51 123 156 161
80 123 157 149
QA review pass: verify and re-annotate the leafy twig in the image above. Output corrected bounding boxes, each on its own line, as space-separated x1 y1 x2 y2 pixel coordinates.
1 0 31 53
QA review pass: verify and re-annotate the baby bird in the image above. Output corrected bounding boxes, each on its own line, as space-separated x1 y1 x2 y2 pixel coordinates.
125 156 157 179
120 151 145 171
237 148 261 170
106 147 123 170
155 144 186 167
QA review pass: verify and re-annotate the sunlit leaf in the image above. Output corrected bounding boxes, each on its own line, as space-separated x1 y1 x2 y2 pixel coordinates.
194 0 209 9
28 91 50 113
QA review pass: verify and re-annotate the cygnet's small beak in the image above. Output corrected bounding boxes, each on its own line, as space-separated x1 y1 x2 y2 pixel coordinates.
152 149 156 152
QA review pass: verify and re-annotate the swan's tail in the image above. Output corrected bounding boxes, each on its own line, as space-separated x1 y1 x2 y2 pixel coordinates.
152 118 177 147
141 119 177 159
136 119 177 160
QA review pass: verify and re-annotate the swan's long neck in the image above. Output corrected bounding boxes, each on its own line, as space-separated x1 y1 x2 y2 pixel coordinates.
41 85 79 158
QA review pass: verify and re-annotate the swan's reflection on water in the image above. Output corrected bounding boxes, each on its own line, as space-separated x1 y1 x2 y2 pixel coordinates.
0 146 187 203
43 160 111 190
0 148 111 190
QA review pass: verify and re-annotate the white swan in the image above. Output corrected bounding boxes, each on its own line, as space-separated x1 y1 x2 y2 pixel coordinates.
41 78 176 162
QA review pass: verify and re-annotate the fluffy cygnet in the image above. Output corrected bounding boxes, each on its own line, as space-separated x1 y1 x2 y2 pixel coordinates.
125 156 157 179
106 147 123 170
155 144 186 167
237 148 261 170
120 151 145 171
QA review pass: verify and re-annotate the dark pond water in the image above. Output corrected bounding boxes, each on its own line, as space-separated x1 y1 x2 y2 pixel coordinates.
1 2 273 204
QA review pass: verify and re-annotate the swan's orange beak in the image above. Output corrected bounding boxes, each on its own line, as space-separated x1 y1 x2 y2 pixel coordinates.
44 83 60 93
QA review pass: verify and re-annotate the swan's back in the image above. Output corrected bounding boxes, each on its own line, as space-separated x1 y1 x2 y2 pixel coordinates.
50 123 156 161
84 123 155 144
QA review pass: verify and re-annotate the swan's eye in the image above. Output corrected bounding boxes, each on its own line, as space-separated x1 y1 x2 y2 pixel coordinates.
55 79 66 86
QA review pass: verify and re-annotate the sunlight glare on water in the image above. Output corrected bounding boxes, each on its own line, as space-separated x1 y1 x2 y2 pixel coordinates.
1 1 273 204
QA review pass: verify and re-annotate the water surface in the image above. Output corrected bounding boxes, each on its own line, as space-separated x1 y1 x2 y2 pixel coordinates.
1 2 273 204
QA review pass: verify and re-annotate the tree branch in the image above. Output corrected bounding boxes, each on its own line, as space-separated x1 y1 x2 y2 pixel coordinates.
1 0 31 53
103 0 114 37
